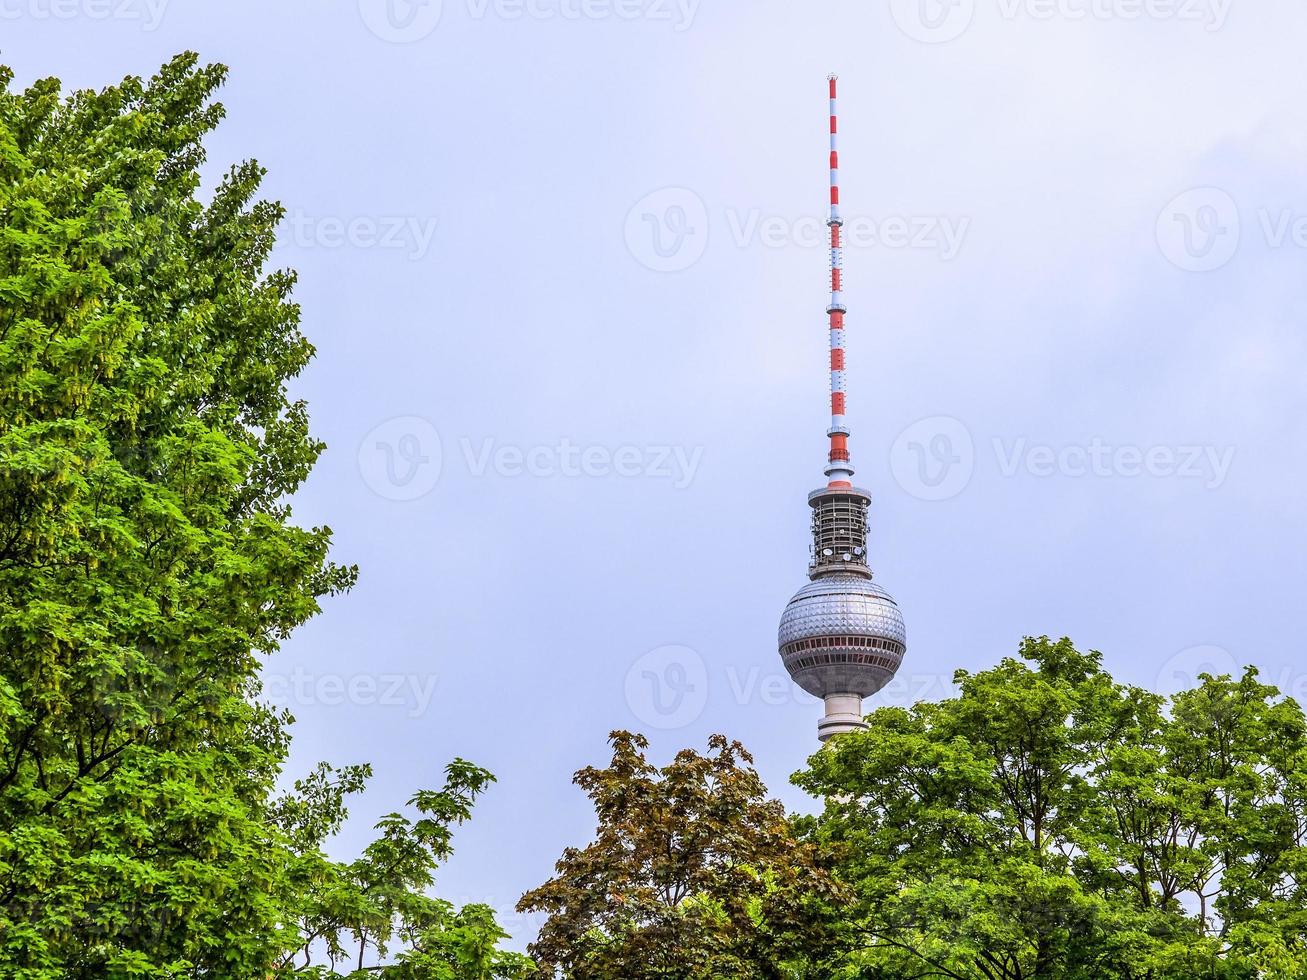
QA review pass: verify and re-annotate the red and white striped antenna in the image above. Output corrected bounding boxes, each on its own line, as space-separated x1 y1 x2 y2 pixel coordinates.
825 74 854 490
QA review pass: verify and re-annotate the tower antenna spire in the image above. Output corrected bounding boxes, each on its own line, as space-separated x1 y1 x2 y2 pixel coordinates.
825 73 854 490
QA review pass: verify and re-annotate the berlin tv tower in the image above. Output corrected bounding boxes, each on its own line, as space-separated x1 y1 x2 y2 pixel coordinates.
778 75 907 743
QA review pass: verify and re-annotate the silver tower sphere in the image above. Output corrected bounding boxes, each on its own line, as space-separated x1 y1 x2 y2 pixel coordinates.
778 488 907 742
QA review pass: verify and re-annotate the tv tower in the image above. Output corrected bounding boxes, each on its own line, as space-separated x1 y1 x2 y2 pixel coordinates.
778 75 907 743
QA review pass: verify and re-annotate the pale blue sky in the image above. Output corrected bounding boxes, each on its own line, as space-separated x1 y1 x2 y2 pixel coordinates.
7 0 1306 946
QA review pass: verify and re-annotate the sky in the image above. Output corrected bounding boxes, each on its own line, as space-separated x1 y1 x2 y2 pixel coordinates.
5 0 1307 948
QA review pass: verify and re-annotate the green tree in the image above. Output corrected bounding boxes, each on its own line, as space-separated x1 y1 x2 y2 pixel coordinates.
273 760 533 979
794 637 1307 979
518 731 843 979
0 55 527 978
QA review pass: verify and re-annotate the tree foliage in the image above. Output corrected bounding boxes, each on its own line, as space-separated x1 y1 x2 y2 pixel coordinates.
273 760 533 980
794 637 1307 979
519 731 843 979
0 54 527 978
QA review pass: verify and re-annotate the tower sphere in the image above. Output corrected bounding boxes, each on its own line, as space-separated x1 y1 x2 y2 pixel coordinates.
779 574 906 701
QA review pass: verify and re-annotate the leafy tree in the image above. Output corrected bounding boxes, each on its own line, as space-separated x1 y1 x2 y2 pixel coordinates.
518 731 843 979
273 760 533 979
794 637 1307 979
0 55 527 978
